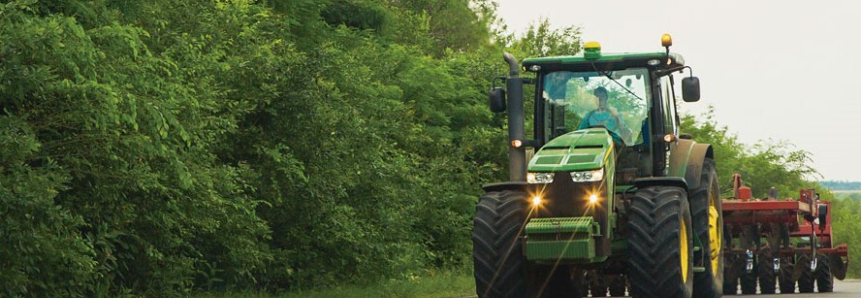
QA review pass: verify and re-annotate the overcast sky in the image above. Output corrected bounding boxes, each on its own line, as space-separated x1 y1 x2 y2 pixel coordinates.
494 0 861 181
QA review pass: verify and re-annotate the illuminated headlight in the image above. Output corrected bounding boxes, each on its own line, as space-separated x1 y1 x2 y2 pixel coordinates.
527 172 554 184
570 168 604 182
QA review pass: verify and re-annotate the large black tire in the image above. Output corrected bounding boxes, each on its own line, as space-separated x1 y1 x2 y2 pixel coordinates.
740 270 757 294
797 254 815 293
757 249 777 294
690 159 724 298
740 224 760 295
627 186 694 298
473 191 529 298
816 255 834 293
608 274 627 297
778 259 795 294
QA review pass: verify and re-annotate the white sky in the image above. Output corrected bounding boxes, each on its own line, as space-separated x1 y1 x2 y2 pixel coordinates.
494 0 861 181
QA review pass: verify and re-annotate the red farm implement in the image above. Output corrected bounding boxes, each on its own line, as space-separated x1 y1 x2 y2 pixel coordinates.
721 174 849 295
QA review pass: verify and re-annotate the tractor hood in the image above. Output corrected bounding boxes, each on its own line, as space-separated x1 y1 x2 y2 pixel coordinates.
528 129 614 172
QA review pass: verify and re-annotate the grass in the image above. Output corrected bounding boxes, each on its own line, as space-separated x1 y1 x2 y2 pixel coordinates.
190 270 475 298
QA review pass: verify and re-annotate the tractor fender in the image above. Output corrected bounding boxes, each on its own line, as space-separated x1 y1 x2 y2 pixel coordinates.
633 176 687 190
668 139 714 191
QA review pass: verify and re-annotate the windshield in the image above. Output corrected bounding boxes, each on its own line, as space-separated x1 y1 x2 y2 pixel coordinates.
542 68 650 146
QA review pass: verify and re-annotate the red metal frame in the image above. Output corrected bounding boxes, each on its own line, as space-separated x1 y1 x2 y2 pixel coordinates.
720 178 850 284
722 200 810 232
722 190 848 259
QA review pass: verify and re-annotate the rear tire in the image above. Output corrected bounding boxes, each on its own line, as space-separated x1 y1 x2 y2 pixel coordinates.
690 159 724 298
627 186 694 298
473 191 529 298
816 255 834 293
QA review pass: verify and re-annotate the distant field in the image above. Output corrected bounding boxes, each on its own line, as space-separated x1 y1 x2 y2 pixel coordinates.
832 190 861 199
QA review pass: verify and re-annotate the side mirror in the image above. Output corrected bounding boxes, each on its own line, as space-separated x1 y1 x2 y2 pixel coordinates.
682 77 700 102
488 87 506 113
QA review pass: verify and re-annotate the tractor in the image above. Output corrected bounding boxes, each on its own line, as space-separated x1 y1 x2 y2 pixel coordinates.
473 35 725 298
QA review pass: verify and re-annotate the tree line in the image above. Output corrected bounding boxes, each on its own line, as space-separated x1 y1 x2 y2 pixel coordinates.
820 181 861 191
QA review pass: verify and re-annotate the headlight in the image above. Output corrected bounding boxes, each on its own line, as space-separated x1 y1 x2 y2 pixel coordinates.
527 172 554 184
570 168 604 182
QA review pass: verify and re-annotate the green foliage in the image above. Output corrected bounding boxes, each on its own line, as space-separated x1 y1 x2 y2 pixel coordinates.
830 197 861 278
500 17 582 58
0 0 528 296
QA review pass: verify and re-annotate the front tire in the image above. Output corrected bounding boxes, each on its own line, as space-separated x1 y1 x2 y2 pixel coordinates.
473 191 529 298
627 186 694 298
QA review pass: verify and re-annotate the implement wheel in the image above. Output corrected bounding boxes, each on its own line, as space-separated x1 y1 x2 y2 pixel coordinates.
797 254 815 293
816 255 834 292
690 159 724 298
473 191 529 298
627 186 694 298
740 270 757 294
757 249 777 294
778 258 795 294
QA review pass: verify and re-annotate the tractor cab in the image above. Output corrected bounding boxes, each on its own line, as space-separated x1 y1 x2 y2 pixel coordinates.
490 34 700 185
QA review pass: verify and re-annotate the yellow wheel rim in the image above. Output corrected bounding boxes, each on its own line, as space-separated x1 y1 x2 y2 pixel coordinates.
680 217 689 283
709 206 721 275
709 188 722 276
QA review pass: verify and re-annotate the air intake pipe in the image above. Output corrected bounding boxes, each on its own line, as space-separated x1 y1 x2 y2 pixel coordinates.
503 52 526 182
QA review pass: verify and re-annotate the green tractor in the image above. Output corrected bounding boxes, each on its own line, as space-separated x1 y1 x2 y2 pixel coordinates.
473 35 725 298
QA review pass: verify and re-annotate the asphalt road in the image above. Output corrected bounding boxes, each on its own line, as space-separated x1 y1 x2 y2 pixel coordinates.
740 278 861 298
459 279 861 298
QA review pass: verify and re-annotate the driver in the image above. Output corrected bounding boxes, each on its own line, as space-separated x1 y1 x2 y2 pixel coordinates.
578 87 625 136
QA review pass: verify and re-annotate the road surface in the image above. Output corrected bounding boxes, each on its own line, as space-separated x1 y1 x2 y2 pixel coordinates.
739 278 861 298
458 279 861 298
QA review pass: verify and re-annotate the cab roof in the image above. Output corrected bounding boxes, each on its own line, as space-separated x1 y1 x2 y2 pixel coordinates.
522 52 686 73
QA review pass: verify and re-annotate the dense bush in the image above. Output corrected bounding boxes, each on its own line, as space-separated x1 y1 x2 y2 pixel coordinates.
0 0 536 296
